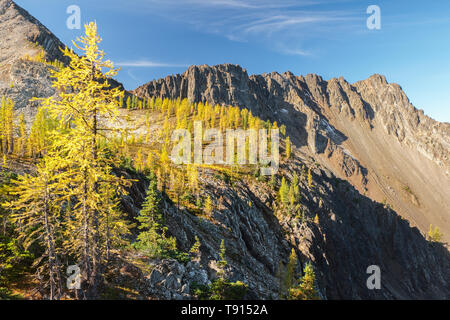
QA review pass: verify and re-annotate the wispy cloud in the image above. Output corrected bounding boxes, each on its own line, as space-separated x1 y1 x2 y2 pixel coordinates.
119 0 362 57
142 0 307 9
278 46 311 57
240 15 331 34
185 0 259 8
127 69 139 81
181 0 328 9
116 60 188 68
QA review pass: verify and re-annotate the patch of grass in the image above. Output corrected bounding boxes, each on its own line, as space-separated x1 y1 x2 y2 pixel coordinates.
101 285 140 300
191 279 248 300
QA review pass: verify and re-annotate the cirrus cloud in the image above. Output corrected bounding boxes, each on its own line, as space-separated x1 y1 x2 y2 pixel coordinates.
116 60 188 68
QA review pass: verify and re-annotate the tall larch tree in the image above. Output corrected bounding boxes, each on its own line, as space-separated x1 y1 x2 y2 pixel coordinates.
35 22 130 298
17 113 27 157
285 137 291 159
307 168 313 187
4 157 71 300
279 177 289 206
0 97 14 155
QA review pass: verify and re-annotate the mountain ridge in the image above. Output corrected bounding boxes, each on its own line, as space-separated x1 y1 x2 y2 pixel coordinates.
132 63 450 242
0 0 67 69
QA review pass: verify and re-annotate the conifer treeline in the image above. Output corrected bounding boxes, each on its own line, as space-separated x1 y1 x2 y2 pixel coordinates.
22 41 65 69
112 91 292 207
0 99 57 163
0 97 15 157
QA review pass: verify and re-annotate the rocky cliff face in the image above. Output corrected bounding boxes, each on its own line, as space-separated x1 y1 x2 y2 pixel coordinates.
119 156 450 300
133 64 450 243
0 0 68 122
0 0 124 123
0 0 67 68
134 64 449 172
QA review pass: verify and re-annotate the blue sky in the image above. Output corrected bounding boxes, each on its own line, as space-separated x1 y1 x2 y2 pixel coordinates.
15 0 450 122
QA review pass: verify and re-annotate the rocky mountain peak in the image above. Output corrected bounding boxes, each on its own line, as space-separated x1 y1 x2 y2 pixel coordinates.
364 73 388 86
0 0 66 67
0 0 70 122
186 63 247 74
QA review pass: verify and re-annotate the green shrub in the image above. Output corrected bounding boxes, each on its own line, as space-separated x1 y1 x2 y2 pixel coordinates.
133 174 190 264
0 235 33 297
191 278 248 300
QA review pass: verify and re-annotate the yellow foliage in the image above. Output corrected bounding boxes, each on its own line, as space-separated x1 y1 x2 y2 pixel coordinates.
428 224 443 243
288 263 320 300
314 214 319 224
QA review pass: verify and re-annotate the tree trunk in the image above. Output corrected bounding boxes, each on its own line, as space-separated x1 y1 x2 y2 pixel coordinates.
82 163 91 298
43 180 56 300
7 132 13 155
106 211 110 261
3 138 7 155
21 137 26 157
90 105 101 298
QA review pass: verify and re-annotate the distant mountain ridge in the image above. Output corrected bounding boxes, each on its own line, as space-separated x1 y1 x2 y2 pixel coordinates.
133 64 450 242
133 64 449 170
